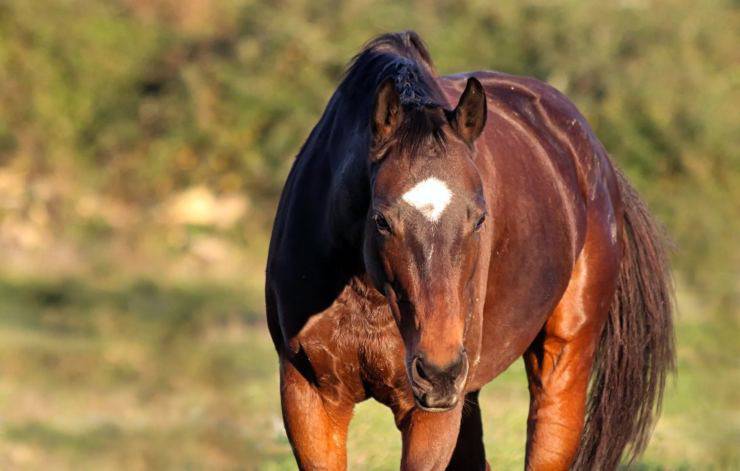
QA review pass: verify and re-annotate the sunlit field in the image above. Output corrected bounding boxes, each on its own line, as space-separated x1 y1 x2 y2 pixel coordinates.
0 278 736 469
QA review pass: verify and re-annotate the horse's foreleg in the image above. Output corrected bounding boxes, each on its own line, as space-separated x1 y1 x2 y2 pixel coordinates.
280 356 353 471
445 391 490 471
395 404 463 471
523 234 618 471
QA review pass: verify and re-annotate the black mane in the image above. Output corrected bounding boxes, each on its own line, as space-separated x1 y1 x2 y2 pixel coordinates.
341 31 441 107
338 31 448 155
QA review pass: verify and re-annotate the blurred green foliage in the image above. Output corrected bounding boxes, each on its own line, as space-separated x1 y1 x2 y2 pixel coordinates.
0 0 737 307
0 0 737 468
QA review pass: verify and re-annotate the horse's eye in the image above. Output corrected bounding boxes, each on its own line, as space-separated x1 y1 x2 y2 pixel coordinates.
473 213 486 232
373 213 392 234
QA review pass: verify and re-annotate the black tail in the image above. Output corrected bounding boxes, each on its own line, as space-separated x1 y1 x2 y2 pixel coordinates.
572 172 676 469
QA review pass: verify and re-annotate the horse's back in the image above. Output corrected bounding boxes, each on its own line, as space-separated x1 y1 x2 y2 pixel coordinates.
442 70 618 204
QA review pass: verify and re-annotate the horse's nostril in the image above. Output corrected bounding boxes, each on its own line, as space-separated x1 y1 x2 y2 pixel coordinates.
450 352 467 378
415 358 427 380
411 352 468 388
412 356 431 384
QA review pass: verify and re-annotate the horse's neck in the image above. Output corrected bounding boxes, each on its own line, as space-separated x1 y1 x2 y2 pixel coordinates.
287 115 370 273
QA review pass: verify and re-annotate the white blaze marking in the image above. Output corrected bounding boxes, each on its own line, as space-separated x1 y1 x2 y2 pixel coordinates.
401 177 453 222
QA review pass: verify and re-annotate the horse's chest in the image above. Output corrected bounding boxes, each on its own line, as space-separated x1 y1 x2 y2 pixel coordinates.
296 284 408 405
355 319 409 405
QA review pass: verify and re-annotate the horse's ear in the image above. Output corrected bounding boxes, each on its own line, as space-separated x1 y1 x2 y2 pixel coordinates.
448 77 487 145
372 78 402 145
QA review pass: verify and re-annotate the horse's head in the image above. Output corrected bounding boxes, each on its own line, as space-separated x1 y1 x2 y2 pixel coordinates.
364 77 488 411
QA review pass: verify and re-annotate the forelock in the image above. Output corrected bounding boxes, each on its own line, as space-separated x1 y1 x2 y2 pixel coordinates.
394 105 448 157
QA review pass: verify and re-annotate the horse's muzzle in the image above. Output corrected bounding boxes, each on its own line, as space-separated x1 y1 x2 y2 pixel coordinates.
409 351 468 411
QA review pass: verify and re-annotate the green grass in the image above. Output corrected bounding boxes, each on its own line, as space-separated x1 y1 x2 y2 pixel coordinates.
0 278 736 469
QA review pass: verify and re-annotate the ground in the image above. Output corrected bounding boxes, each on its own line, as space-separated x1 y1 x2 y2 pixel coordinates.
0 278 736 470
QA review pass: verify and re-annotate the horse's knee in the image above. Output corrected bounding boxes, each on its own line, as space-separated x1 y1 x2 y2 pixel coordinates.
399 406 463 471
526 443 576 471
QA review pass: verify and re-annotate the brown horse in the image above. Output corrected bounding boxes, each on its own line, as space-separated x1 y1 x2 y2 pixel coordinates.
265 31 674 470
